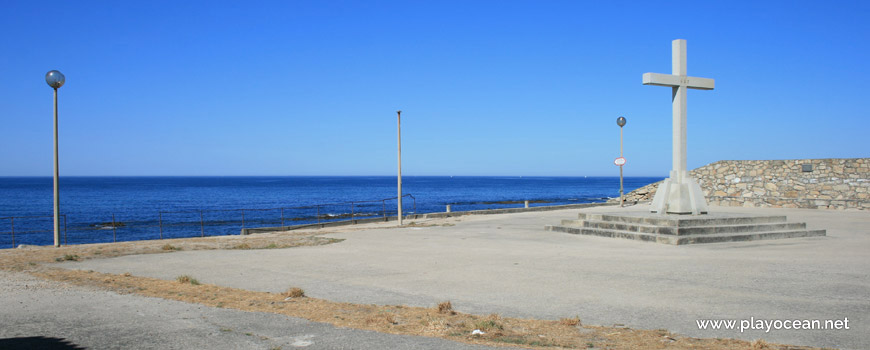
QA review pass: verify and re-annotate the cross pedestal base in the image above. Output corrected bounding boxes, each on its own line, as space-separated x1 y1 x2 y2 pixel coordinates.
650 171 708 215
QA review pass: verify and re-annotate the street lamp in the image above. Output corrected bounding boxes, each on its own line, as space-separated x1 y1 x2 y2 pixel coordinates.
46 70 65 247
616 116 627 207
396 110 403 226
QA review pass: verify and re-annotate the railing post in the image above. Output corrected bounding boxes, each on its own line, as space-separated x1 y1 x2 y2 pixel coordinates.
200 210 205 237
241 210 246 229
158 212 164 239
10 217 15 248
351 202 355 224
281 207 285 228
63 215 67 246
382 201 387 221
112 213 117 243
316 206 321 225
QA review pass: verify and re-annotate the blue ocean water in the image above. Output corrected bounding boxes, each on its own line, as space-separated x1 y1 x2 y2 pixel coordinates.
0 176 660 248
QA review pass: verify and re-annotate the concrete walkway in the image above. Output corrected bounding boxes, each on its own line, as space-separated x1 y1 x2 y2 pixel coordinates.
65 205 870 349
0 270 502 350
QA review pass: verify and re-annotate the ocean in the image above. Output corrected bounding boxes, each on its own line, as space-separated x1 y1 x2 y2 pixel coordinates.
0 176 660 248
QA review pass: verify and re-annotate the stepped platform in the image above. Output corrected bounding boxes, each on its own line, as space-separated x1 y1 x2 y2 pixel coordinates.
545 210 826 245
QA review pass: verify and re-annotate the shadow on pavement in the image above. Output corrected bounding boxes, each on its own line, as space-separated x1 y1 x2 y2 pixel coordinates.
0 336 86 350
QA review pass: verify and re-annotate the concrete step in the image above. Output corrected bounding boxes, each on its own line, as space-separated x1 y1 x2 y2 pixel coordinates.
565 220 807 236
545 225 827 245
577 213 788 227
674 222 807 236
545 225 667 243
675 230 827 245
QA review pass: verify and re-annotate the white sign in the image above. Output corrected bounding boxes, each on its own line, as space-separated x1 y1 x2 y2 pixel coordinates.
614 157 626 166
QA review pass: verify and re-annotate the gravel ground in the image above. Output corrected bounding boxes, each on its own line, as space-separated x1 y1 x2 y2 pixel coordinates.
64 205 870 350
0 270 504 350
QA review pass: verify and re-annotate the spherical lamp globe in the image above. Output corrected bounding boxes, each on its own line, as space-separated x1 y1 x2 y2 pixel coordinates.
45 70 65 89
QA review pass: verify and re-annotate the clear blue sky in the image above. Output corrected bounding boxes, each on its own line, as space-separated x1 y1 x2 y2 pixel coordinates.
1 0 868 176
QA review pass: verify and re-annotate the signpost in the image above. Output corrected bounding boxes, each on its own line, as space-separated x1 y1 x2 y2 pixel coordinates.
397 110 403 226
614 157 626 166
616 116 627 207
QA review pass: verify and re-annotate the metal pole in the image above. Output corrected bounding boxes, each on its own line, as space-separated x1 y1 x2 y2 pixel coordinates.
200 210 205 237
382 201 386 221
351 202 355 224
397 110 403 226
280 208 285 228
620 125 624 207
158 212 163 239
316 206 321 225
241 210 246 229
112 213 117 243
10 217 15 248
53 88 60 247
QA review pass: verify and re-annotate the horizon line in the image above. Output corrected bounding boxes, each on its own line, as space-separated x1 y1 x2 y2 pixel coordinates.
0 174 667 178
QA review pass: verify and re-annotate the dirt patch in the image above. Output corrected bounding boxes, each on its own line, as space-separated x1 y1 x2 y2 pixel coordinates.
0 230 341 271
0 230 823 350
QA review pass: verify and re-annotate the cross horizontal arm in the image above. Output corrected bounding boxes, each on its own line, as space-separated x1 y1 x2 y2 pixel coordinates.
643 73 715 90
686 77 714 90
643 73 681 87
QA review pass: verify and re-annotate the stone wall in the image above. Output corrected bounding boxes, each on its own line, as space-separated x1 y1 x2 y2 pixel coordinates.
619 158 869 210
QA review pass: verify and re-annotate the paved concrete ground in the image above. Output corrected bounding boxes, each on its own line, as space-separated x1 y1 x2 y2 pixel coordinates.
0 270 503 350
65 205 869 349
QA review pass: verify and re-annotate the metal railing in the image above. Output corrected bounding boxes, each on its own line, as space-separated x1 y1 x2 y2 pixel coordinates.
2 194 614 248
0 195 416 248
0 215 68 247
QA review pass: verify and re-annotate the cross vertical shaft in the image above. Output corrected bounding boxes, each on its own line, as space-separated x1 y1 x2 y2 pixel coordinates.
672 39 687 182
642 39 715 215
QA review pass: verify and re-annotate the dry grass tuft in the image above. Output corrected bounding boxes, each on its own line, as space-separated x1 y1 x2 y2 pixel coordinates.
365 313 398 326
161 244 181 251
283 287 305 298
560 316 582 326
55 254 79 262
473 314 504 332
176 275 200 285
233 243 251 250
752 339 771 349
437 301 455 315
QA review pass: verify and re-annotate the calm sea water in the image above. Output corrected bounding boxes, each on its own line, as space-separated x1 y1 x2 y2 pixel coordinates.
0 176 660 247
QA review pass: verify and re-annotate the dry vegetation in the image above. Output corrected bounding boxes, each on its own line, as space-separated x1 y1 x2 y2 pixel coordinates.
0 228 829 350
437 301 455 315
283 287 305 299
176 275 200 285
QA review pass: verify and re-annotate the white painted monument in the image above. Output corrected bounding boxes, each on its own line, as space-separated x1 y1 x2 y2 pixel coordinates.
643 39 714 215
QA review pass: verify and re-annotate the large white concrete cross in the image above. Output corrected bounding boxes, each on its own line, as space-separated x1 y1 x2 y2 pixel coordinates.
643 39 715 215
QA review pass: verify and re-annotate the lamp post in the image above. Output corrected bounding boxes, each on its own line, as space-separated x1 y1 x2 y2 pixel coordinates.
616 116 627 207
397 110 403 226
45 70 65 247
